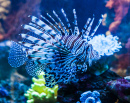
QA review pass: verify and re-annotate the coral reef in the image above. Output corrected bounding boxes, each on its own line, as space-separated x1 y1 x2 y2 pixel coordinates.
78 90 101 103
24 72 58 103
0 79 28 103
57 70 121 103
105 0 130 32
107 78 130 102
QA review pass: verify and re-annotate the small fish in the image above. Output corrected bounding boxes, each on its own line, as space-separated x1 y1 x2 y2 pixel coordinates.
8 9 103 87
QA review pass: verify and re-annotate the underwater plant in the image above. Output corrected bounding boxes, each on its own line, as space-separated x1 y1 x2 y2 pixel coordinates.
8 9 121 87
78 90 101 103
24 72 58 103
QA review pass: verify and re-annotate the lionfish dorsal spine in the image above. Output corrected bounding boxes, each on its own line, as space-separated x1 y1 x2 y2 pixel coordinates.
29 16 66 46
23 24 52 42
40 15 60 36
46 13 64 35
73 9 79 36
85 16 95 36
90 15 103 37
53 10 68 35
39 15 68 49
61 8 73 35
24 17 68 53
81 18 91 37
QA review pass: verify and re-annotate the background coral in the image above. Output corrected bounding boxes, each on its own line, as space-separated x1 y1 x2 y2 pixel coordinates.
0 0 42 81
101 0 130 77
0 40 10 59
0 79 28 103
111 38 130 77
58 70 121 103
0 0 10 20
0 0 41 41
0 0 11 40
105 0 130 33
107 78 130 102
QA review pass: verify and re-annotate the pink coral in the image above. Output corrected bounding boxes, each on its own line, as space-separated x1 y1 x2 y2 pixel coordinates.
113 38 130 70
106 0 130 32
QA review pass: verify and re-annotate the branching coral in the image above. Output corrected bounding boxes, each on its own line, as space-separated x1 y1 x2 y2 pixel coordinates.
105 0 130 32
24 72 58 103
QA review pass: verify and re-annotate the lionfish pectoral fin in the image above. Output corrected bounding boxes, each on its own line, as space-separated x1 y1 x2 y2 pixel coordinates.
25 60 45 76
8 41 27 68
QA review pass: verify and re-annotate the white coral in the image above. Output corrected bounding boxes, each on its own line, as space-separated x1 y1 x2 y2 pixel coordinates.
88 34 122 56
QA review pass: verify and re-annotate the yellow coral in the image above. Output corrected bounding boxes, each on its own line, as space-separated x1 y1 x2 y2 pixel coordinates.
24 72 58 103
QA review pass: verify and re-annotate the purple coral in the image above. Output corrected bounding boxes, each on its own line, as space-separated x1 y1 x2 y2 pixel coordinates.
107 78 130 102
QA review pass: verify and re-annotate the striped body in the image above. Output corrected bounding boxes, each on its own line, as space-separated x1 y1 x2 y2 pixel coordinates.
8 9 103 87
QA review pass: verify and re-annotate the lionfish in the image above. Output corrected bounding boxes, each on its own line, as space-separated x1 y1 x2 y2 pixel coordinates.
8 9 103 87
